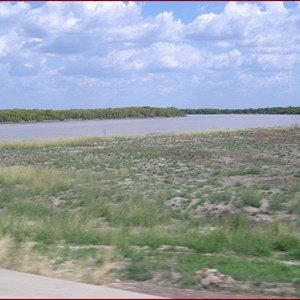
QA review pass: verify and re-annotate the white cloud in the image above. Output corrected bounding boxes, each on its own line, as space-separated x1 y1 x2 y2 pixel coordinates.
0 31 24 57
185 2 264 40
263 2 287 15
238 71 292 89
146 42 202 70
24 2 80 35
105 10 183 47
0 2 30 23
204 49 243 70
0 1 299 109
186 1 296 52
82 1 141 22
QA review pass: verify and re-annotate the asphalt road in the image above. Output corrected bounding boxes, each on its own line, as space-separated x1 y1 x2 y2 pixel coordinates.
0 268 163 298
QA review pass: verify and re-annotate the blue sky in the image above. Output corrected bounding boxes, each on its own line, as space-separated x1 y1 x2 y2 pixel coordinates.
0 1 299 109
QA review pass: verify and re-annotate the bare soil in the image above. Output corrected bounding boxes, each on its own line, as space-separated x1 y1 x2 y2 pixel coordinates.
105 280 285 299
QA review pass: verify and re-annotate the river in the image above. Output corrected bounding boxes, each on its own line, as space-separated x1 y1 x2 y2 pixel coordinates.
0 114 299 141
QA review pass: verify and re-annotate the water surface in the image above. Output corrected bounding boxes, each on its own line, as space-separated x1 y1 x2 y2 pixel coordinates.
0 114 299 141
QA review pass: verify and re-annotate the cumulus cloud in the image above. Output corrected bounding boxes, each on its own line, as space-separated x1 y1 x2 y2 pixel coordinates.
106 11 184 48
128 42 203 71
0 1 299 109
0 2 30 31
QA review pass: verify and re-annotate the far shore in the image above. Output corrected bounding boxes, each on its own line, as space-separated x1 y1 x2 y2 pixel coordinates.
0 115 187 125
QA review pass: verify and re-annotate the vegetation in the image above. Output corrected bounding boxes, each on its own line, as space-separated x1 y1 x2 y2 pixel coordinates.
0 106 299 124
182 106 300 115
0 107 184 123
0 127 299 297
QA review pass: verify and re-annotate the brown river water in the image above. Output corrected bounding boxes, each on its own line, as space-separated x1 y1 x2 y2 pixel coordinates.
0 114 299 141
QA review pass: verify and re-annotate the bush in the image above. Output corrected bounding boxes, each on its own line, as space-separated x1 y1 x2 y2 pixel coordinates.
231 231 271 256
239 190 260 208
122 262 153 281
273 235 299 251
284 249 300 260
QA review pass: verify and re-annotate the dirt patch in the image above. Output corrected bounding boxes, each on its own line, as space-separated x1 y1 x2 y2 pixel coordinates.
194 268 235 288
196 201 237 219
212 156 238 164
105 280 283 299
220 175 298 187
157 245 195 254
220 175 255 187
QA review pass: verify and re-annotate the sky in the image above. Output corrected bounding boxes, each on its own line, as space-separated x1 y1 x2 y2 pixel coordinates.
0 1 300 109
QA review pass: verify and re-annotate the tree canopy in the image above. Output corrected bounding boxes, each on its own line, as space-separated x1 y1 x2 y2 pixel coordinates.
0 106 299 123
181 106 300 115
0 107 185 123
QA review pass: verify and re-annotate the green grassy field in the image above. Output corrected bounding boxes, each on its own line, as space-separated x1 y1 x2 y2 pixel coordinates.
0 126 299 296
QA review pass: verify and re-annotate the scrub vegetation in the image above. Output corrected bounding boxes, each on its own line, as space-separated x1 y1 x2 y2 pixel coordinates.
0 107 184 123
0 126 299 297
182 106 300 115
0 106 299 124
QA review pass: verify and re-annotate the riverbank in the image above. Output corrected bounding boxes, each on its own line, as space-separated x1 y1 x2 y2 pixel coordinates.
0 127 299 297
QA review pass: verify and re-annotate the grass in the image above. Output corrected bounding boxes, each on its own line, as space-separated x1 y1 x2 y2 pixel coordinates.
0 166 73 194
225 167 262 176
284 249 300 260
122 261 154 281
177 254 300 284
238 189 261 208
0 126 299 296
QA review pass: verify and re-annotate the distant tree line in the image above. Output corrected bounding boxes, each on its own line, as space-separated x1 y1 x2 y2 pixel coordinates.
1 106 299 123
181 106 300 115
0 107 185 123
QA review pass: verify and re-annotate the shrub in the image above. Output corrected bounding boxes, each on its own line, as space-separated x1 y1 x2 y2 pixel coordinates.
122 262 153 281
239 190 260 208
284 249 300 260
273 235 299 251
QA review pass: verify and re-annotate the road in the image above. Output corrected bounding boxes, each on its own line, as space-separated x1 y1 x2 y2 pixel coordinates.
0 268 162 298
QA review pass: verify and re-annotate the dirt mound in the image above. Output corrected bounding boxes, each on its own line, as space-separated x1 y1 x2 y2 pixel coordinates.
194 268 235 288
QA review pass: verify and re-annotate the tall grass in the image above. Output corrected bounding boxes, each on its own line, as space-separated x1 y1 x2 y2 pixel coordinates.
0 166 73 194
